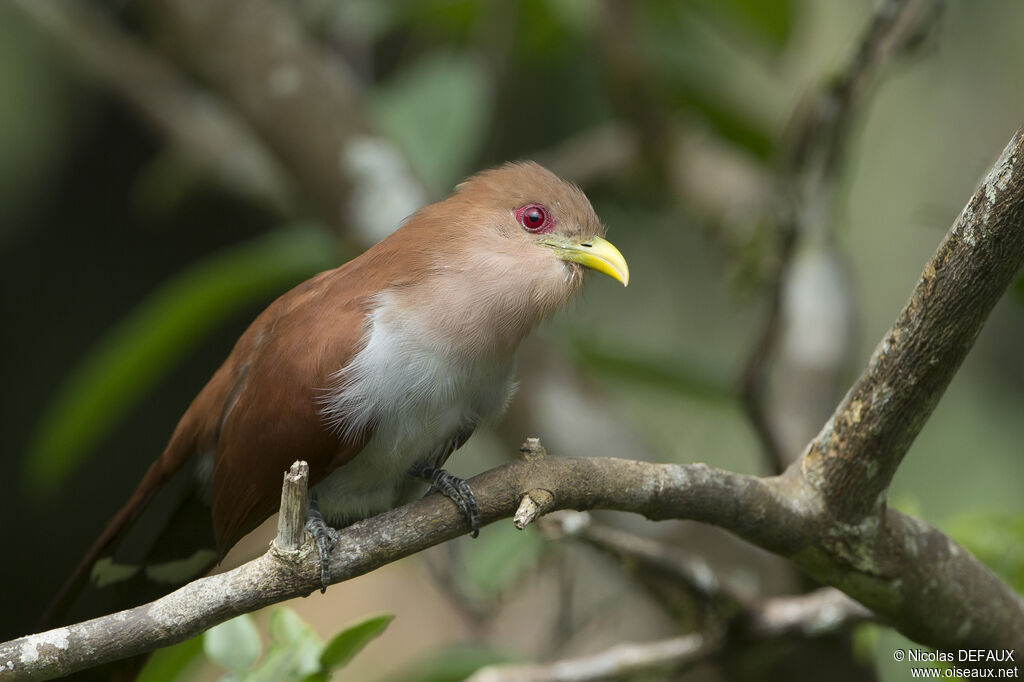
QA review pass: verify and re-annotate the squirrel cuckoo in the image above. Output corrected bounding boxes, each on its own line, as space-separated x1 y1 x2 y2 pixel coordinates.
45 161 628 626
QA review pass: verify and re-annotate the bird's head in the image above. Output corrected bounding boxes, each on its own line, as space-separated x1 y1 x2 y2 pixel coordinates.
448 161 629 289
381 161 629 351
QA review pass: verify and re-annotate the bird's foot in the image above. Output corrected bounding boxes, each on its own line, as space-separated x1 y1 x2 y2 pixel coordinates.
305 496 339 593
417 466 481 538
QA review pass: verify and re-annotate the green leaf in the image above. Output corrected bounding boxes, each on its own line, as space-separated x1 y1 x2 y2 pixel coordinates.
268 608 323 677
0 6 83 246
269 608 321 647
137 635 204 682
462 522 544 599
639 2 778 159
247 647 301 682
204 614 262 674
696 0 794 49
300 673 330 682
319 613 395 671
569 339 736 405
369 51 490 195
24 226 341 497
888 495 923 519
385 643 514 682
673 86 775 159
852 623 882 666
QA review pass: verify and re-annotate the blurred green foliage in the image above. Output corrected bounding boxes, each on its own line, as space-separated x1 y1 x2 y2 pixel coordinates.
136 635 204 682
949 513 1024 595
23 227 343 497
3 1 1024 680
142 610 395 682
370 51 491 195
570 338 736 406
317 612 395 671
383 643 515 682
205 613 263 676
0 5 83 245
460 518 546 600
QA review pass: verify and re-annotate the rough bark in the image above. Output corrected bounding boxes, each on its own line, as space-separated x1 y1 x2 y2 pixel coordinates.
2 454 1021 679
800 129 1024 520
4 2 1024 675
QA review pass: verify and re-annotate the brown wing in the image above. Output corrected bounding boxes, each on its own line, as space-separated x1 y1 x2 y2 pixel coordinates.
46 219 434 626
207 270 373 549
207 229 435 548
44 269 372 625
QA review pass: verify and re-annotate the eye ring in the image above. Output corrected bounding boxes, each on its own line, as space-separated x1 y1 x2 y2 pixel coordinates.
514 203 554 233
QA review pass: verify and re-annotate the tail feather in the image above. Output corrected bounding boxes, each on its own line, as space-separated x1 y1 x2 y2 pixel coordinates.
42 448 220 629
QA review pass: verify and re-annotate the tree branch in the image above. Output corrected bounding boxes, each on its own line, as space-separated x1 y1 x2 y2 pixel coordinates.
10 0 294 211
538 509 749 607
1 457 790 681
140 0 363 217
464 586 874 682
799 128 1024 520
742 587 874 640
2 452 1019 679
138 0 425 243
464 632 716 682
17 0 430 246
742 0 944 472
5 124 1024 674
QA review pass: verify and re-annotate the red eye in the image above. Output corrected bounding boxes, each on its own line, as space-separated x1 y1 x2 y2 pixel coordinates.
515 204 553 233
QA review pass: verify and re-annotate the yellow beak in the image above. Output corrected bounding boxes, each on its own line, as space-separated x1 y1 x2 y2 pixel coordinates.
541 235 630 287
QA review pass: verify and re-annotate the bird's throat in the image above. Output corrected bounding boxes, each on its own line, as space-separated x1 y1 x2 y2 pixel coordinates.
405 243 576 357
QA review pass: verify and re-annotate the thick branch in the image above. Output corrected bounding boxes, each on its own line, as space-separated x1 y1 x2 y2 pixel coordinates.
0 458 797 681
799 128 1024 519
3 453 1021 680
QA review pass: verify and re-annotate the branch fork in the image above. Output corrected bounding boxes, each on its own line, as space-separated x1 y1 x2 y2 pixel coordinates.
4 127 1024 680
513 438 557 529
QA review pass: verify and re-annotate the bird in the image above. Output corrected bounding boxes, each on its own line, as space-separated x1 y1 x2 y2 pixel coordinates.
45 161 628 627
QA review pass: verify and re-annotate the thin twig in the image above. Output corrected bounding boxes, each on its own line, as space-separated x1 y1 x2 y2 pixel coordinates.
739 216 798 474
465 586 874 682
542 512 876 633
742 588 875 639
466 632 717 682
539 511 747 608
741 0 944 472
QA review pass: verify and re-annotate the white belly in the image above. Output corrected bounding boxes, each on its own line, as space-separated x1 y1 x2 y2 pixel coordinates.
314 300 516 526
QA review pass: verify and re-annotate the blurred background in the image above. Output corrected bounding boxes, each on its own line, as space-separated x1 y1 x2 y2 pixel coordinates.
2 0 1023 680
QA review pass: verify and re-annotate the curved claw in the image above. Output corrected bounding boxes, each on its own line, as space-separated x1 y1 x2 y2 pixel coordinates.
305 496 340 593
419 467 482 537
451 477 481 538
